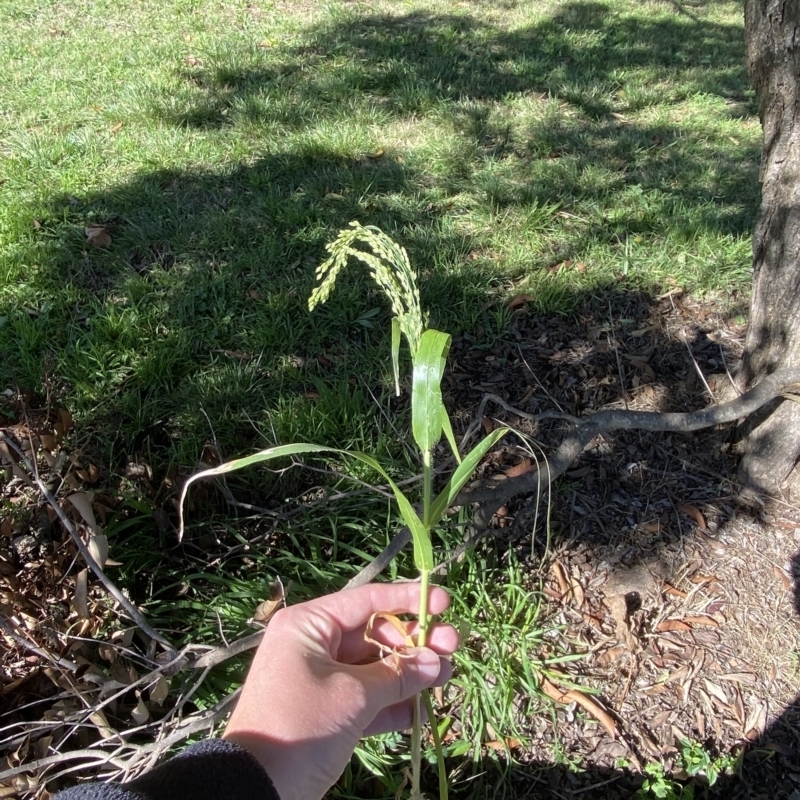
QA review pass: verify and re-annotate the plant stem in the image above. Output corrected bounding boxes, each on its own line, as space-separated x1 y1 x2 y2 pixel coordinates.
411 695 422 800
417 568 431 647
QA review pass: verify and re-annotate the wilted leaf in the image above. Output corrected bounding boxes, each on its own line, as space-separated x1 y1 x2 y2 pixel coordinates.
89 710 115 739
678 503 708 530
656 619 691 632
85 225 111 248
74 569 89 619
324 192 345 200
253 578 285 624
508 293 535 309
551 561 570 598
54 408 73 439
503 459 535 478
150 676 170 705
684 615 720 628
608 594 637 650
366 149 385 159
540 678 617 739
88 533 108 569
131 693 150 724
67 492 100 536
596 646 627 667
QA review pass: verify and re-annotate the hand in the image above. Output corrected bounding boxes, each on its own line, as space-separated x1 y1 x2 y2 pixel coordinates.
223 582 459 800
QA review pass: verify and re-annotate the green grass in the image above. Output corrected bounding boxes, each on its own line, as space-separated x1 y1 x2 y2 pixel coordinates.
0 0 759 794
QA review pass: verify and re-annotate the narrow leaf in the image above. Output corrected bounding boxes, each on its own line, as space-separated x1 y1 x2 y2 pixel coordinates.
411 329 451 453
177 443 433 570
429 428 508 527
391 317 401 396
440 406 461 465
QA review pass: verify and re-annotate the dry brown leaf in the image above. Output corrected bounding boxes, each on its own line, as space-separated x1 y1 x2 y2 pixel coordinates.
596 646 627 667
366 149 385 159
656 619 691 632
687 574 719 585
703 679 729 705
684 615 720 628
551 561 570 598
131 693 150 724
150 675 170 705
663 582 687 598
503 459 535 478
570 576 585 609
773 565 791 591
253 578 285 624
324 192 345 200
508 293 535 309
540 677 617 739
88 533 109 569
74 569 89 619
481 416 494 435
677 503 708 530
89 710 115 739
67 492 100 536
85 225 111 248
744 699 767 740
608 594 637 650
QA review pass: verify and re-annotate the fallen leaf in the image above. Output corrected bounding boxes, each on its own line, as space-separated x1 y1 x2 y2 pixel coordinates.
150 676 170 705
85 225 111 248
110 122 123 134
596 646 627 667
89 710 116 739
744 699 767 740
481 417 494 435
773 565 791 591
503 459 535 478
540 677 617 739
184 55 201 66
508 294 535 309
88 533 109 569
684 615 720 628
551 561 571 597
324 192 345 200
67 492 100 536
253 578 286 624
247 288 263 300
74 569 89 619
131 693 150 724
663 582 687 598
656 619 691 632
608 594 637 650
366 149 385 159
678 503 708 530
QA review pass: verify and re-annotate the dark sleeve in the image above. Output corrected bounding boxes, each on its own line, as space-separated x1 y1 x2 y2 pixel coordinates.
53 739 280 800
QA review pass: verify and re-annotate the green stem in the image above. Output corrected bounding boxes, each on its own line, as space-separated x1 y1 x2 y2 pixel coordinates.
422 691 449 800
411 695 422 800
417 568 430 647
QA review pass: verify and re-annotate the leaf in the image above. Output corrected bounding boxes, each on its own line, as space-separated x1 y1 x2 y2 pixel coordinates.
657 619 691 632
503 458 535 478
411 330 451 454
391 317 401 396
149 676 170 705
683 615 720 628
253 578 285 624
508 294 535 309
89 710 116 739
678 503 708 530
67 492 100 535
428 428 508 528
440 406 461 464
540 678 617 739
85 225 111 248
88 533 108 569
74 569 89 619
177 443 432 570
366 149 385 159
324 192 345 200
131 693 150 724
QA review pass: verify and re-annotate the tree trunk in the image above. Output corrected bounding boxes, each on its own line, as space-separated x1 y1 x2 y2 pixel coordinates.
739 0 800 492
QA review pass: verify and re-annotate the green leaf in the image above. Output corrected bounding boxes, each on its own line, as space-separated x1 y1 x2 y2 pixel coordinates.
411 329 451 453
429 428 508 528
391 317 401 396
440 405 461 464
176 443 434 570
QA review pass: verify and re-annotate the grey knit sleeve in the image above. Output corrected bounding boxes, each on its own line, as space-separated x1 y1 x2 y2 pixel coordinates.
52 740 280 800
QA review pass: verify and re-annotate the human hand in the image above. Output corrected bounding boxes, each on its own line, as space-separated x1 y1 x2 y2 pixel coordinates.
223 582 458 800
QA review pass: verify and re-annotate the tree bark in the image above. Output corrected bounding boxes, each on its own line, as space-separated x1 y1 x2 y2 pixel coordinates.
739 0 800 492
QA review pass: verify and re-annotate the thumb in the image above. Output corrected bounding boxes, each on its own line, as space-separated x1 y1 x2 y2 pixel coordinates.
358 647 442 711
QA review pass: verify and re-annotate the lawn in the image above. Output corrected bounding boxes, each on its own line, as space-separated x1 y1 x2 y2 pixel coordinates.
0 0 760 796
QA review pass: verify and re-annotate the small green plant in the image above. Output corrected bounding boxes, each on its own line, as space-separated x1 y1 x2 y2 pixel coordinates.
637 763 694 800
679 739 737 786
179 221 508 800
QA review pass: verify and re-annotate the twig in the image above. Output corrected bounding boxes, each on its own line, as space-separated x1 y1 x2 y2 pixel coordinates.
608 300 628 411
0 433 172 650
0 616 79 672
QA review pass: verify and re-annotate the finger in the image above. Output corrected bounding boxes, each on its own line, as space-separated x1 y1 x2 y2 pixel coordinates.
337 619 459 665
350 647 448 725
302 583 450 633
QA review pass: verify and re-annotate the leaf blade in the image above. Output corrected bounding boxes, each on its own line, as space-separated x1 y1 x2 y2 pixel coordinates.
411 329 451 453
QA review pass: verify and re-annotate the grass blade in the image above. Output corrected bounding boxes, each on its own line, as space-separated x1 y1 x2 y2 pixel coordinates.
391 317 402 396
429 428 508 528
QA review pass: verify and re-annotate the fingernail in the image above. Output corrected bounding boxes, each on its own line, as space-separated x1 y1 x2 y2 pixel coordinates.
406 647 441 682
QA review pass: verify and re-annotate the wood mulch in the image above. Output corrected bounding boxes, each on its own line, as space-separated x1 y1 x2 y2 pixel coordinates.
445 287 800 798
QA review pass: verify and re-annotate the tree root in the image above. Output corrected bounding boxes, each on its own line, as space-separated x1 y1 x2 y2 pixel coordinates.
348 366 800 588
